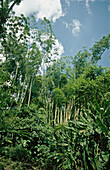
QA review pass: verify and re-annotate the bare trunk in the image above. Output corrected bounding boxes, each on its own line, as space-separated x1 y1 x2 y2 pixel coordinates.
65 103 70 123
28 78 33 106
19 85 28 111
48 99 50 124
18 76 30 111
74 107 79 121
68 99 73 120
16 90 20 102
54 105 57 125
57 108 59 124
60 108 62 124
12 62 19 87
64 105 66 124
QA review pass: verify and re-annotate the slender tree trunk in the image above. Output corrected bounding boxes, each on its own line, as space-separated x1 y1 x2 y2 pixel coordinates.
60 108 62 124
19 85 28 111
48 99 50 123
16 90 20 102
54 105 57 125
28 78 33 106
49 100 53 124
65 103 70 123
12 61 19 87
64 105 66 124
65 107 67 123
75 107 79 121
52 102 55 127
18 76 30 111
74 106 76 120
57 107 59 124
49 101 53 124
69 99 73 120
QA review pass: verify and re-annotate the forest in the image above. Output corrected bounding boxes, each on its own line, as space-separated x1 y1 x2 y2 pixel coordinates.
0 0 110 169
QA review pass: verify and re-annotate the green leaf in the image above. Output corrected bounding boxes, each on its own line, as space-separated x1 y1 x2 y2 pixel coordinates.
96 117 108 134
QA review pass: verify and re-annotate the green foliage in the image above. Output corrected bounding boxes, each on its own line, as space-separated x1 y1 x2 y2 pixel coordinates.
52 88 66 107
90 34 110 63
73 48 91 78
59 74 67 88
0 0 22 38
66 98 110 169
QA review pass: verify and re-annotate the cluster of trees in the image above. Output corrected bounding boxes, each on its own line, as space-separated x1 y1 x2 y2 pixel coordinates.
0 1 110 169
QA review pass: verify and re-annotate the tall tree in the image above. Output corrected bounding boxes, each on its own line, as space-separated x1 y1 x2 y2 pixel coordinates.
0 0 22 37
90 34 110 63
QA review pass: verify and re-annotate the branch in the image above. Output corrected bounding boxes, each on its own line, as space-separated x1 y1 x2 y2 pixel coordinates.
7 0 21 15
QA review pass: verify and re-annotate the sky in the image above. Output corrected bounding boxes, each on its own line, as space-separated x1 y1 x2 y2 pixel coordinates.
13 0 110 67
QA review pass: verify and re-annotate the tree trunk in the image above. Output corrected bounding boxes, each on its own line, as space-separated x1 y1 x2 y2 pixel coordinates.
12 61 19 87
57 107 59 124
18 76 30 111
60 108 62 124
16 90 20 102
64 105 66 124
28 78 33 106
54 105 57 125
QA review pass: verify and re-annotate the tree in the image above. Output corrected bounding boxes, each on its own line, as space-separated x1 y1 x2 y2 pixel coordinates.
90 34 110 63
52 88 66 124
0 13 57 110
0 0 22 37
72 48 91 79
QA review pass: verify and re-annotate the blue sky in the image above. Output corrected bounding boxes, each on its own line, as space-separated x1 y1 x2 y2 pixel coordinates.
53 0 110 66
14 0 110 67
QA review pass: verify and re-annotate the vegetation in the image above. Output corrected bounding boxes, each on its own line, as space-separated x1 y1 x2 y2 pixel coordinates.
0 1 110 169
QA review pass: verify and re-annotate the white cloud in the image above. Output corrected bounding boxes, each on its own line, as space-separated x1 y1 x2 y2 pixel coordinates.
63 21 69 29
51 39 64 60
65 0 70 7
72 19 82 36
63 19 82 36
85 0 95 14
77 0 95 14
86 0 91 14
108 5 110 11
13 0 64 22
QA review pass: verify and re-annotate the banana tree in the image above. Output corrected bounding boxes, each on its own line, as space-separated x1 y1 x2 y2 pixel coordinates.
65 97 110 169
